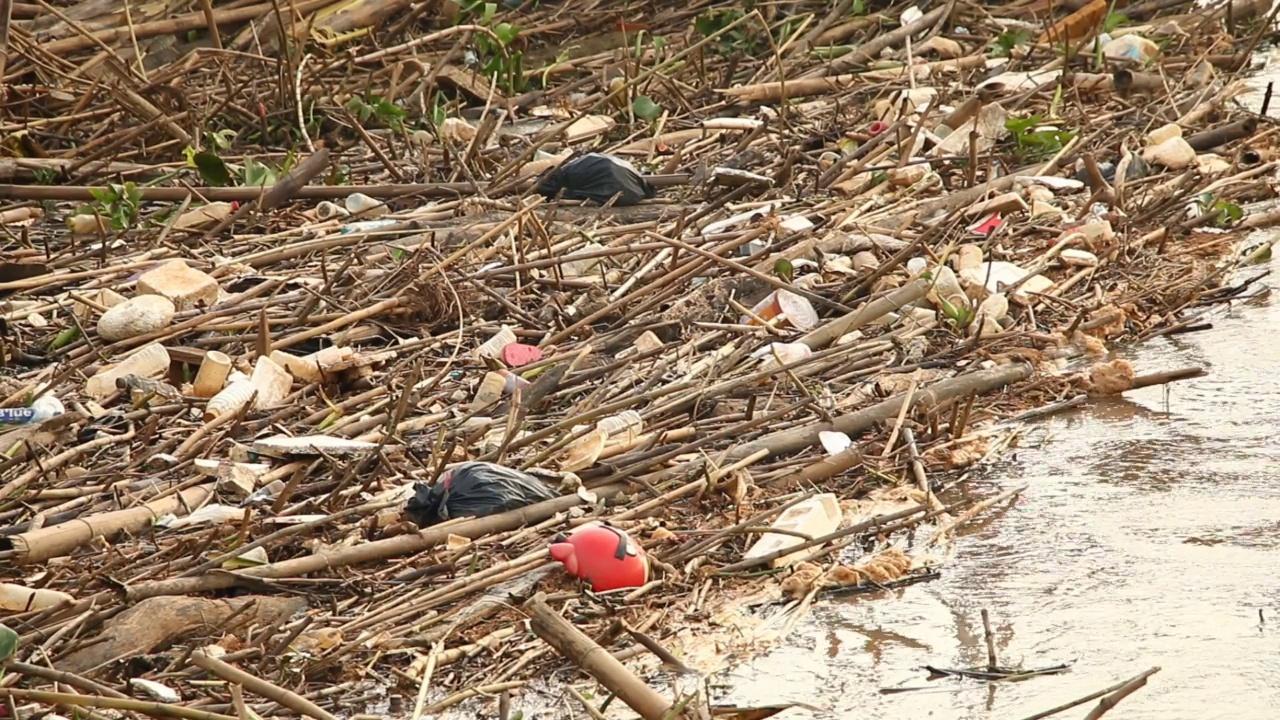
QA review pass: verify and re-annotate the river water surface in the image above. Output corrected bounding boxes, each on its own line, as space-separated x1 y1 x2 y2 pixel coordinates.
726 249 1280 719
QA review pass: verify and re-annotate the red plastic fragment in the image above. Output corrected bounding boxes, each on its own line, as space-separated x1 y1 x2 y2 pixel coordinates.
502 342 543 368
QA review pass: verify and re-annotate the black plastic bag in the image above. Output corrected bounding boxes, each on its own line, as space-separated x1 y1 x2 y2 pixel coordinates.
405 461 559 526
534 153 657 206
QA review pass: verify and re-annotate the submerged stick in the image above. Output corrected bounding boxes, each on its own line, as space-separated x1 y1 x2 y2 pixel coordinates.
1082 667 1163 719
1129 366 1205 390
981 609 998 672
1017 667 1160 720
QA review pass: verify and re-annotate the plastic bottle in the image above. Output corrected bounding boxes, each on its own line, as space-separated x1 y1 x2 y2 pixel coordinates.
173 202 235 230
85 343 171 400
0 395 64 425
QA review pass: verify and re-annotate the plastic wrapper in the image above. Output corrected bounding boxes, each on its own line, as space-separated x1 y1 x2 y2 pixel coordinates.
534 153 657 206
404 462 559 526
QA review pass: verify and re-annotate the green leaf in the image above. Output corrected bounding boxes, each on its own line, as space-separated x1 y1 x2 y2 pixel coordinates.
208 129 237 151
773 258 794 282
1103 12 1129 33
493 22 519 46
1214 200 1243 226
242 157 277 188
632 95 662 120
0 623 17 662
193 152 233 186
374 98 406 121
123 181 142 207
88 187 112 204
1004 115 1042 137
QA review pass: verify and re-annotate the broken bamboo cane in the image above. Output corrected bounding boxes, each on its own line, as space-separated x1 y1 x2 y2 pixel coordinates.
525 592 684 720
728 363 1033 462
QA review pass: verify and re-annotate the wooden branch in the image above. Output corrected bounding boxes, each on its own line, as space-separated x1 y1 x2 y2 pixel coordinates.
3 484 213 563
21 0 332 58
0 174 691 202
207 148 332 236
190 651 337 720
0 689 237 720
1082 667 1162 720
524 593 683 720
799 278 930 350
728 363 1033 462
33 485 624 622
1019 667 1161 720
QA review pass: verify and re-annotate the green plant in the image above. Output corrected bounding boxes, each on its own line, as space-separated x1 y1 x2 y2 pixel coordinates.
694 8 761 54
187 149 234 186
1195 194 1243 227
79 181 142 230
32 167 56 184
182 144 290 188
632 95 663 120
1004 115 1076 162
1102 11 1129 33
773 258 795 283
992 29 1032 58
346 94 407 132
241 157 277 187
207 128 236 152
0 623 18 663
938 297 975 329
457 1 525 94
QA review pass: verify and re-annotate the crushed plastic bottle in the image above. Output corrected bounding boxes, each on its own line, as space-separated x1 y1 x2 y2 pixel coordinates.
0 395 64 425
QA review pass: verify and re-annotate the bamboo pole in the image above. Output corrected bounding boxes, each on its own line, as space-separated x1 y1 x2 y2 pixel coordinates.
525 593 683 720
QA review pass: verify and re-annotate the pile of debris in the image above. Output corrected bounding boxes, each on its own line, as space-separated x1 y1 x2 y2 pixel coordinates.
0 0 1275 717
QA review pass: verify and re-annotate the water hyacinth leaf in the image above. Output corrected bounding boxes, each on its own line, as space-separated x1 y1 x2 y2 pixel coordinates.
0 623 17 662
242 157 277 187
773 258 795 282
493 21 520 46
632 95 663 120
193 151 233 186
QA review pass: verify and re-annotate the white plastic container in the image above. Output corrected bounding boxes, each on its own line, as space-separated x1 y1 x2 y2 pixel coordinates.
0 582 75 611
596 410 643 442
204 377 254 421
270 350 321 383
475 326 516 360
744 493 843 568
85 343 171 400
248 356 292 409
193 351 232 398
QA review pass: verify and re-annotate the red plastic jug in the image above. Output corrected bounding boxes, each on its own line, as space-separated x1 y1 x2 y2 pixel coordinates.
549 524 648 592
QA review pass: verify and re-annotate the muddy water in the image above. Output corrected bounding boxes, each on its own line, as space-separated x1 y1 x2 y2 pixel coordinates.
724 266 1280 714
727 254 1280 719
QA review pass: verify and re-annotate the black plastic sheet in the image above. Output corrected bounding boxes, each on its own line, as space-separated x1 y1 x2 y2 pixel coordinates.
534 153 657 206
404 461 559 526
